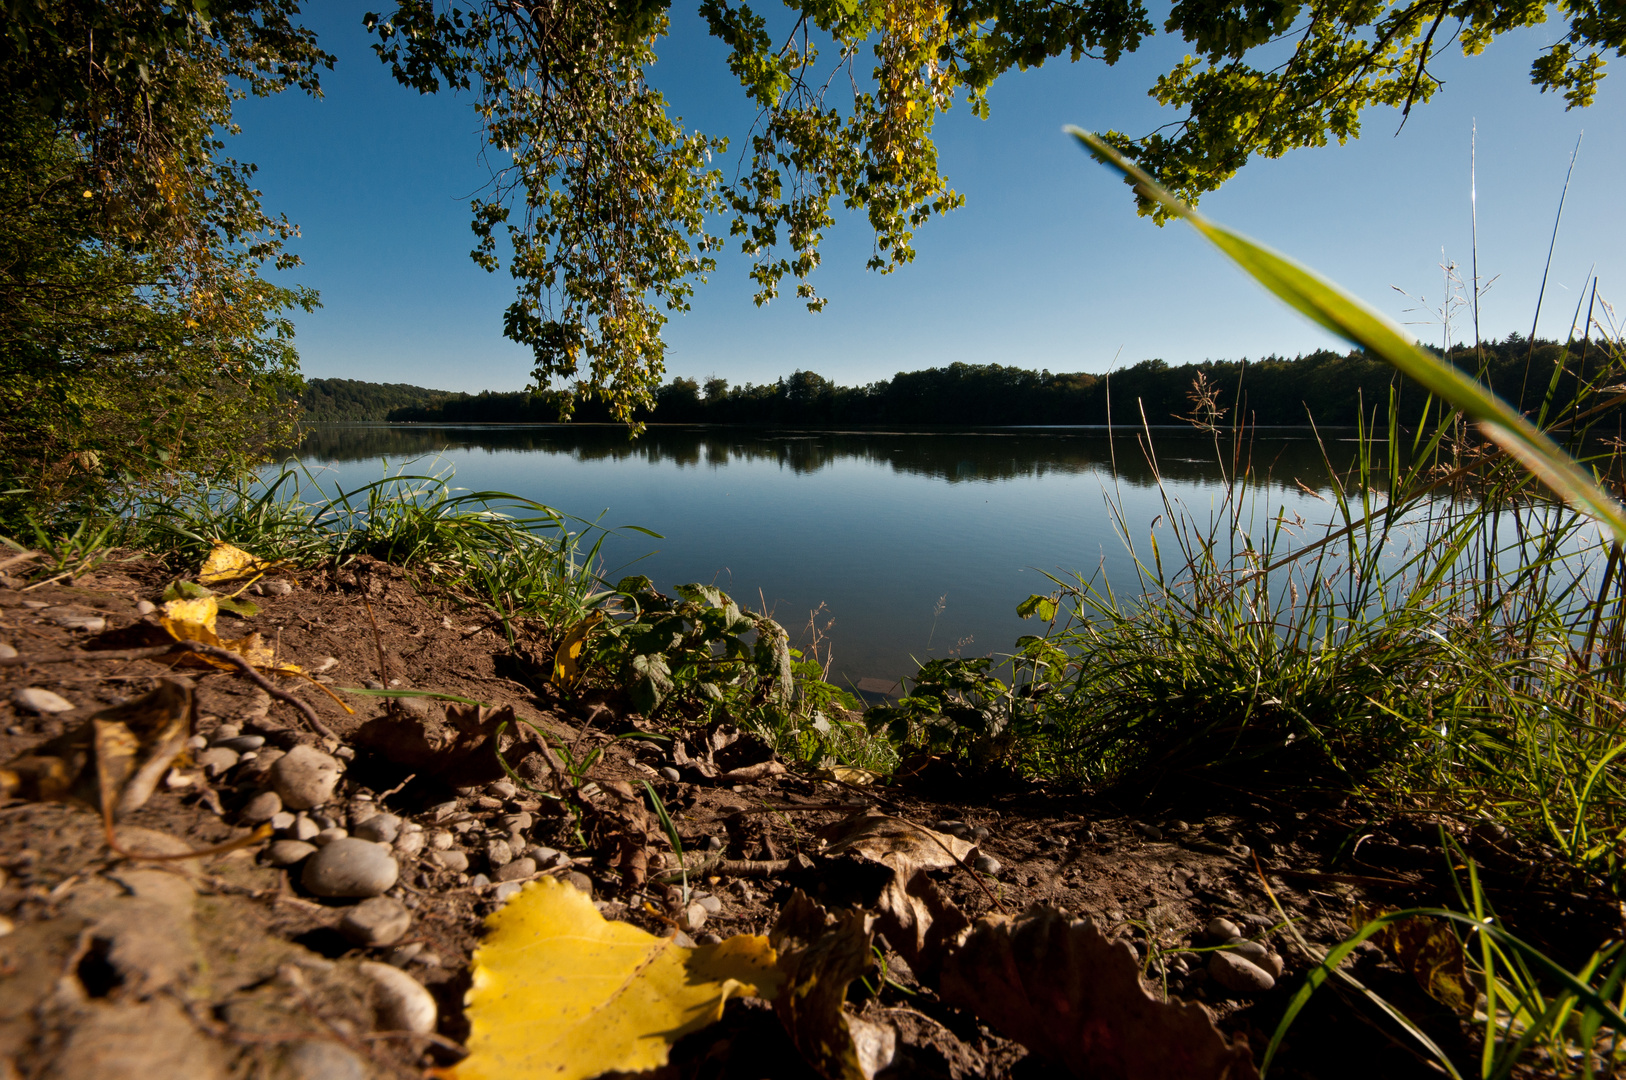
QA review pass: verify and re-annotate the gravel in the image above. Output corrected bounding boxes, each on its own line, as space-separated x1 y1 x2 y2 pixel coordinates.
239 791 282 824
357 961 437 1034
431 850 469 873
269 745 342 809
266 840 318 867
339 896 412 947
493 857 536 883
301 838 399 898
12 687 73 713
352 813 401 844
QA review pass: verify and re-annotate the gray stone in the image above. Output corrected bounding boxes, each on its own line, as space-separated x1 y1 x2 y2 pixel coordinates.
213 724 241 741
970 825 991 843
431 849 469 873
212 735 264 753
312 828 349 847
429 830 455 850
1208 951 1275 994
358 960 437 1034
487 779 518 799
187 734 208 750
293 814 321 842
302 838 399 898
340 896 412 947
0 643 13 661
261 579 294 596
658 766 681 782
353 812 401 843
270 811 296 831
1225 937 1269 962
468 873 490 889
697 894 723 914
240 790 282 824
133 601 157 616
500 811 533 833
493 857 536 883
196 747 239 778
565 871 593 896
525 846 562 868
680 902 708 933
1206 917 1241 941
971 854 1002 876
281 1040 369 1080
267 840 318 867
393 831 426 859
1137 823 1164 840
270 745 342 809
486 838 514 869
386 943 424 967
393 695 429 717
493 881 524 902
12 687 72 713
47 608 105 633
1258 951 1285 978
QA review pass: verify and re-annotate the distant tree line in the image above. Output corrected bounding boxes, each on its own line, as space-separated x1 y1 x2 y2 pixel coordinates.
323 334 1604 430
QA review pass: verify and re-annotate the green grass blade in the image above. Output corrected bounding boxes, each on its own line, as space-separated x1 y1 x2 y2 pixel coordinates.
1066 127 1626 545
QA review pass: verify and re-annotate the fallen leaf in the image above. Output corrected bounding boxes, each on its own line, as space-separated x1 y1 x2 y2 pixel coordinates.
771 890 897 1080
446 877 782 1080
0 679 193 816
1358 908 1478 1012
162 578 258 618
816 809 974 870
821 765 880 786
351 702 537 785
594 779 651 887
157 595 301 676
938 907 1258 1080
197 540 278 584
873 858 971 983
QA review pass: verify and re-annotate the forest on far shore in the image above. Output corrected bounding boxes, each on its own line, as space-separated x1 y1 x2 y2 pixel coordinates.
304 334 1602 430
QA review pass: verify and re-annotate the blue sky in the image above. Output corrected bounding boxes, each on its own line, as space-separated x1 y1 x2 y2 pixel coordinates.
234 4 1625 394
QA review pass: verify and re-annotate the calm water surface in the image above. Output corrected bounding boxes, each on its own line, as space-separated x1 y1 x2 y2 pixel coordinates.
294 425 1352 689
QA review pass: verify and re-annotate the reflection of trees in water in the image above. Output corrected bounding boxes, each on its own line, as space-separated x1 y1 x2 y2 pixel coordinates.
292 423 1363 492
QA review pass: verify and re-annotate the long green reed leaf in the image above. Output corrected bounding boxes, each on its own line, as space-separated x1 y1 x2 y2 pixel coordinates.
1066 127 1626 545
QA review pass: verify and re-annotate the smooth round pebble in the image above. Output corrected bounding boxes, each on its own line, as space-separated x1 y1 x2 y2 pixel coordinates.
493 881 524 902
486 838 514 869
48 609 105 633
0 643 15 660
293 815 321 842
1206 917 1241 941
186 734 208 750
282 1040 369 1080
697 894 723 915
12 687 72 714
681 902 708 933
134 600 157 616
658 766 681 782
302 837 399 898
431 849 469 873
1225 937 1269 962
972 854 1002 876
212 735 264 753
270 811 296 831
493 857 536 883
357 961 437 1034
394 831 426 858
352 813 401 843
267 840 318 867
525 846 562 868
468 873 490 889
1208 951 1275 994
240 790 282 824
1258 951 1286 978
312 827 349 847
196 746 239 777
429 830 454 851
340 896 412 947
269 745 342 809
565 871 593 896
487 779 518 799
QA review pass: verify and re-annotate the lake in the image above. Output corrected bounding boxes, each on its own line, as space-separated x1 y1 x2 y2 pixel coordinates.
291 424 1359 692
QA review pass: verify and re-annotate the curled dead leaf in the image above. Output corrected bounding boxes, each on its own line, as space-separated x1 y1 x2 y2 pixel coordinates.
771 891 897 1080
1356 907 1478 1012
938 907 1259 1080
351 702 538 785
817 809 975 871
873 857 971 983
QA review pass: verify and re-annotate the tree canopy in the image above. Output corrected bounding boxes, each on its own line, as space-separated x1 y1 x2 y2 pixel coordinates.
362 0 1622 425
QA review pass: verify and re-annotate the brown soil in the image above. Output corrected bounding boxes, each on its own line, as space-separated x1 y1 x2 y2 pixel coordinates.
0 554 1613 1079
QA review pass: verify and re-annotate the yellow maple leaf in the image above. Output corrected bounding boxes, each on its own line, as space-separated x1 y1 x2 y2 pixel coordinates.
160 595 220 643
198 540 274 584
446 877 783 1080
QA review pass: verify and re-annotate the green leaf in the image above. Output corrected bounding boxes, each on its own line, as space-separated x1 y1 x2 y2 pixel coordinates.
1017 594 1057 622
1067 127 1626 546
630 652 674 714
216 596 260 619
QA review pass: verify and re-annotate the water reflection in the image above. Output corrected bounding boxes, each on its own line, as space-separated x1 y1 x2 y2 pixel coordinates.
293 423 1355 492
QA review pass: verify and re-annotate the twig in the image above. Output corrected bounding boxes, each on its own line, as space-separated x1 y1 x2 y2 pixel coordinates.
361 596 391 687
20 571 73 593
0 551 42 572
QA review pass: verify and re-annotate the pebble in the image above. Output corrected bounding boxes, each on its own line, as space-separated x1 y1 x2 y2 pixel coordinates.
500 811 533 833
1208 951 1275 994
394 832 426 858
133 600 157 616
972 854 1002 876
196 746 240 777
386 943 424 967
1206 917 1241 941
270 745 342 809
261 579 294 596
566 871 593 896
525 846 563 868
488 779 518 799
429 830 455 851
468 873 490 889
340 896 412 947
312 656 339 674
494 857 536 883
1166 820 1190 834
1226 937 1269 962
213 735 264 753
681 903 708 933
267 840 318 867
0 643 12 660
1258 952 1285 978
431 849 469 873
935 820 972 839
312 827 349 847
428 801 458 822
214 723 241 741
352 813 401 843
970 825 991 843
12 687 73 714
358 961 437 1034
493 881 524 902
312 810 340 829
658 767 681 782
186 734 208 750
270 810 296 830
302 838 399 898
697 894 723 915
240 790 283 824
282 1040 370 1080
1136 823 1164 841
293 814 321 842
486 838 514 869
48 609 105 633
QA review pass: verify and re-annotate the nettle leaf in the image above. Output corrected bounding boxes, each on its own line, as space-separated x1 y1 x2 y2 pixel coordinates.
1016 594 1057 622
630 653 674 714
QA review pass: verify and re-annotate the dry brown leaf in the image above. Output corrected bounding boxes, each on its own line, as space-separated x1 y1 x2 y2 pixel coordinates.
0 680 193 816
873 858 971 983
351 701 538 785
816 809 974 870
938 907 1259 1080
594 779 651 888
1357 907 1478 1012
771 891 897 1080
